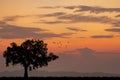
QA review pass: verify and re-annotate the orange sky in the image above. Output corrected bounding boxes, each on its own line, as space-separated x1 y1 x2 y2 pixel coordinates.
0 0 120 55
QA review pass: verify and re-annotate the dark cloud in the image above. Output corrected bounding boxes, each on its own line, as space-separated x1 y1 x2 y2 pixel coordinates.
36 20 65 24
66 27 87 32
76 47 119 54
77 47 96 54
58 14 110 23
37 12 66 17
61 47 119 56
58 14 120 27
75 5 120 13
76 48 95 57
38 6 77 10
2 15 25 22
37 12 120 26
115 14 120 17
105 28 120 32
63 6 77 10
0 21 6 25
0 21 74 39
112 21 120 27
91 35 114 38
36 12 67 24
0 22 45 39
35 7 120 26
37 11 120 26
38 5 120 13
60 47 119 60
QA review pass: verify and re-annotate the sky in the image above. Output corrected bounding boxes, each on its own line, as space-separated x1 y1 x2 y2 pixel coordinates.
0 0 120 74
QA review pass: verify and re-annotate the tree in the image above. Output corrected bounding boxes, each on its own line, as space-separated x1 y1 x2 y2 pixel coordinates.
3 39 59 78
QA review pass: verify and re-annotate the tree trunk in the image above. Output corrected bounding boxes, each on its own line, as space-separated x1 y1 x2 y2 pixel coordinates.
24 66 28 79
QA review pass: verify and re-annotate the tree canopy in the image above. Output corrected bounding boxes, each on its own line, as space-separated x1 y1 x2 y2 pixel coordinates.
3 39 59 78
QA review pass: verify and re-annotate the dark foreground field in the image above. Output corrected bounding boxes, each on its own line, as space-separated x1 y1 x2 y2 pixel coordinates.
0 77 120 80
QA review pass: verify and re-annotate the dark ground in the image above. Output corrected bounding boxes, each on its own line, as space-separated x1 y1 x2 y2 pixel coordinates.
0 77 120 80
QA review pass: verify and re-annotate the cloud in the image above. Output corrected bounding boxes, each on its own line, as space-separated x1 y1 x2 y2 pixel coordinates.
63 6 77 10
37 5 120 26
105 28 120 32
36 11 120 27
58 14 120 27
36 20 65 24
115 14 120 17
38 5 120 13
60 47 119 57
2 15 25 22
77 47 95 54
91 35 114 38
0 21 74 39
59 14 108 23
38 6 77 10
0 22 45 39
0 21 6 25
75 47 119 54
66 27 87 32
75 5 120 13
111 21 120 27
76 48 96 57
38 5 77 10
2 15 32 22
37 12 66 17
59 47 96 56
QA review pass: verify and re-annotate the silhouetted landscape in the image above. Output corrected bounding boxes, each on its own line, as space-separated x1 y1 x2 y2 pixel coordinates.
0 71 120 80
1 77 120 80
0 70 120 77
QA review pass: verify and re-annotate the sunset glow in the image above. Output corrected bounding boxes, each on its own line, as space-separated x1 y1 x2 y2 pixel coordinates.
0 0 120 75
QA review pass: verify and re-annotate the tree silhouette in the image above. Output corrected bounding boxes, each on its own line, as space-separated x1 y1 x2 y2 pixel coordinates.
3 39 59 78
